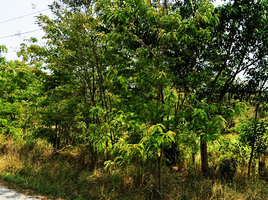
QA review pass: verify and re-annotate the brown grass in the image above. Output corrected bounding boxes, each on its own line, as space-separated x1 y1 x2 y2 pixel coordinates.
0 135 268 199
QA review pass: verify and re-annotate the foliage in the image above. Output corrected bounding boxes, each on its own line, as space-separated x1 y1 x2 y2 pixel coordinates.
1 0 268 197
239 119 268 158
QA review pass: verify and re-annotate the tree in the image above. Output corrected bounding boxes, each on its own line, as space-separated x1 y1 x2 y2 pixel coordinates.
0 53 41 137
192 0 268 173
11 0 268 179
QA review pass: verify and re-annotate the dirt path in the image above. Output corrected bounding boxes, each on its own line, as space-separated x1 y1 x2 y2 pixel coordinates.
0 186 40 200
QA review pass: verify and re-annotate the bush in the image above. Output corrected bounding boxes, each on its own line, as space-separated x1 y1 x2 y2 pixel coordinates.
219 157 237 180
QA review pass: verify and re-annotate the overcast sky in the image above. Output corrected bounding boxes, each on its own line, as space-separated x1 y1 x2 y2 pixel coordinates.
0 0 54 61
0 0 224 61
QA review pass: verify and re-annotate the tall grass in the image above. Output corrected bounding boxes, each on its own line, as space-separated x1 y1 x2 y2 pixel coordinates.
0 135 268 199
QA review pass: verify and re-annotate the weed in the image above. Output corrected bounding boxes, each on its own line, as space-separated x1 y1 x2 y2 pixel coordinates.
0 136 268 199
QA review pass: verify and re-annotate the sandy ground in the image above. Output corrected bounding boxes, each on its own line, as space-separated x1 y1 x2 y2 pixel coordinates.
0 186 40 200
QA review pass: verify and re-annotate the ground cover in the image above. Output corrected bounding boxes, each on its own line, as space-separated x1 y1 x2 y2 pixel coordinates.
0 135 268 200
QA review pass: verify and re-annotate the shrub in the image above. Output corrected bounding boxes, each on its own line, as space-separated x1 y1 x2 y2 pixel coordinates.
219 157 237 180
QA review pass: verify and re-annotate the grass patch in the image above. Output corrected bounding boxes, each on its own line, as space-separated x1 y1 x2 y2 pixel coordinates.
0 136 268 199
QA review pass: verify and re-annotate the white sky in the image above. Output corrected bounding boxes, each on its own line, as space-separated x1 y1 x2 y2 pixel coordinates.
0 0 54 61
0 0 224 61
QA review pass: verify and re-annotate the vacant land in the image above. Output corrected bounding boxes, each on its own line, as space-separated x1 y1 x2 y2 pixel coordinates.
0 135 268 200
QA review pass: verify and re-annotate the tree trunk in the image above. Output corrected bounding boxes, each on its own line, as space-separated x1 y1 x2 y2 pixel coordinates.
192 152 196 165
248 143 255 178
200 135 209 174
157 155 161 189
156 144 163 190
258 154 266 177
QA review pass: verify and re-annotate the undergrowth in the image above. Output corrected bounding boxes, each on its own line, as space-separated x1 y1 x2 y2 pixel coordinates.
0 135 268 199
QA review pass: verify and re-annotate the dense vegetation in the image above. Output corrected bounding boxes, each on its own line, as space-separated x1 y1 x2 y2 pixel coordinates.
1 0 268 199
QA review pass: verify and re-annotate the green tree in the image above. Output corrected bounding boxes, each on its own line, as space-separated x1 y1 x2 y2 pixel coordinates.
0 55 41 137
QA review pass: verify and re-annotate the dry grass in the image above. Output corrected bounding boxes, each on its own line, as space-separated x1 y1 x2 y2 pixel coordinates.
0 136 268 199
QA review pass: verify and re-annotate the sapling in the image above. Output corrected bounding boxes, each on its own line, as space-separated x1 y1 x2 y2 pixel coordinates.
239 119 268 178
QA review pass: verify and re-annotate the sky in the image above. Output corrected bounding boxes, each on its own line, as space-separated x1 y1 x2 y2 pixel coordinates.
0 0 54 61
0 0 224 61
